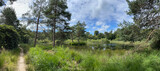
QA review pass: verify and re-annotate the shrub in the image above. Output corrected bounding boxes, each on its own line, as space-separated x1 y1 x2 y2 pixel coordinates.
56 40 61 46
105 39 110 44
150 29 160 50
20 44 33 54
151 39 160 50
38 39 51 44
0 25 20 49
70 42 86 46
37 44 52 50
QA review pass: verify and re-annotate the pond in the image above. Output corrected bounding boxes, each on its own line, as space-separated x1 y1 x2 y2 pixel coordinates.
65 43 134 51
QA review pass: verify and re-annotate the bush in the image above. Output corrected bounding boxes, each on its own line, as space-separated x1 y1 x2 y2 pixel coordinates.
17 27 30 43
151 29 160 50
70 42 86 46
0 25 20 49
151 39 160 50
38 39 51 44
36 44 52 50
105 39 110 44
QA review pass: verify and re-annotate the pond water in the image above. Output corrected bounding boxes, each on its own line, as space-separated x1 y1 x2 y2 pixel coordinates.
66 43 134 51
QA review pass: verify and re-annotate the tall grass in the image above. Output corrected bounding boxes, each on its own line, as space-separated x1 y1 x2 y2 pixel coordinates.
0 48 20 71
26 45 160 71
26 47 83 71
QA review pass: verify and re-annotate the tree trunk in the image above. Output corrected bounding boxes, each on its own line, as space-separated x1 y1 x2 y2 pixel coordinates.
52 22 56 47
34 12 40 47
78 37 80 44
52 0 57 48
71 33 74 43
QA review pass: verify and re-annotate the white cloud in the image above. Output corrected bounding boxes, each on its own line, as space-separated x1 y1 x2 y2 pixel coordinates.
0 0 133 33
67 0 133 33
97 25 110 32
96 21 104 26
6 0 32 18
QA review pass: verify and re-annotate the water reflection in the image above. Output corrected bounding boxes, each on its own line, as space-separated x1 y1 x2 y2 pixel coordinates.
66 43 134 50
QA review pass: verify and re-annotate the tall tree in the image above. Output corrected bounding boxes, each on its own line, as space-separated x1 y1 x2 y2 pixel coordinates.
70 26 76 43
94 30 99 36
74 21 86 43
117 21 141 42
23 0 47 47
85 32 90 39
126 0 160 29
44 0 71 47
1 7 19 28
56 22 70 46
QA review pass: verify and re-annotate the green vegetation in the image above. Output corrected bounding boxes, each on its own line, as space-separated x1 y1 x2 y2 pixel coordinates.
25 45 160 71
1 0 160 71
0 48 20 71
70 42 86 46
0 25 20 49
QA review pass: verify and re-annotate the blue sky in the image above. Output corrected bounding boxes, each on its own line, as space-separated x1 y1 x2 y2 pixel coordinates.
67 0 133 34
2 0 133 34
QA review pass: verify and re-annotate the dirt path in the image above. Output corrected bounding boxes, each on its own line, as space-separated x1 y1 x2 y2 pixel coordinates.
17 47 26 71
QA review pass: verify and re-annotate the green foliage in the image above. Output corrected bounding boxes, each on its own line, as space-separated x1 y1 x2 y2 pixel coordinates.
150 29 160 50
104 31 116 40
44 0 71 46
0 0 5 6
126 0 160 28
17 26 31 43
143 55 160 71
20 44 33 54
56 28 70 46
26 47 83 71
37 44 53 50
26 47 60 71
74 21 86 42
25 44 160 71
38 39 51 44
151 39 160 50
70 42 86 46
117 21 141 42
105 39 110 44
0 48 20 71
1 7 19 28
94 30 99 36
0 25 20 49
0 51 5 68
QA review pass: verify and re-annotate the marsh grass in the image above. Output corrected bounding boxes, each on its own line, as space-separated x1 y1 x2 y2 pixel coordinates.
0 48 20 71
26 45 160 71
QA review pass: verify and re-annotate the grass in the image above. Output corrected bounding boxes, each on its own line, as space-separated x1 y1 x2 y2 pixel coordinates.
111 40 150 47
25 46 83 71
0 48 20 71
20 44 33 54
25 43 160 71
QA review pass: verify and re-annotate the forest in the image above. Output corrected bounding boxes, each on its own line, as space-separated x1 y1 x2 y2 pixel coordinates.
1 0 160 71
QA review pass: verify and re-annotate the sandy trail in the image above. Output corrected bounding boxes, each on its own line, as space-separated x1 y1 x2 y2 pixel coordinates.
17 47 26 71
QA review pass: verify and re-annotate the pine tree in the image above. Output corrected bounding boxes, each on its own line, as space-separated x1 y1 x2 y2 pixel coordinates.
44 0 71 47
